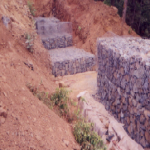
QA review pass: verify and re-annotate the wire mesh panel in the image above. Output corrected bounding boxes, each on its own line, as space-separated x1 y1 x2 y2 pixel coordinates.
57 22 72 35
34 17 73 49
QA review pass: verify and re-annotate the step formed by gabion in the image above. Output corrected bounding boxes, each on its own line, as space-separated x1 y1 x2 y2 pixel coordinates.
49 47 96 77
34 17 73 49
97 37 150 148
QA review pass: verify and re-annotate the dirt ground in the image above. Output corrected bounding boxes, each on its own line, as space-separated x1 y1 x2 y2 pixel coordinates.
55 71 97 99
0 0 140 149
0 0 80 149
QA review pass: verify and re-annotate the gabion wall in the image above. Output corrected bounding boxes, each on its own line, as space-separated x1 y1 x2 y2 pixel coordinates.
49 48 95 77
34 17 73 49
97 37 150 148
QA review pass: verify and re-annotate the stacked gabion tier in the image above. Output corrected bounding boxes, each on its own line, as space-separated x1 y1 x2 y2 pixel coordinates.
97 37 150 148
35 17 73 49
49 48 95 77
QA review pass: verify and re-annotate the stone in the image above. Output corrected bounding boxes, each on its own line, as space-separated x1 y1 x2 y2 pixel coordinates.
140 137 147 148
62 139 69 147
145 130 150 143
140 115 146 124
133 84 138 93
133 67 145 78
144 110 150 119
106 134 114 142
2 16 10 28
127 117 130 125
128 126 131 134
35 135 42 141
132 99 137 107
0 117 5 125
59 81 66 88
0 107 7 118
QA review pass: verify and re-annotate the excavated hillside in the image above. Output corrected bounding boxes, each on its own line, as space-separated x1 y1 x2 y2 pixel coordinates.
32 0 137 54
0 0 80 149
0 0 140 150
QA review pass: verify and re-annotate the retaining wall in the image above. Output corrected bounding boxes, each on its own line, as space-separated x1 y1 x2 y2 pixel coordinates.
97 37 150 148
34 17 73 49
49 48 95 77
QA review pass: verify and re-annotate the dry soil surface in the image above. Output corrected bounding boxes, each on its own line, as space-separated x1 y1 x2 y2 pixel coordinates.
0 0 80 149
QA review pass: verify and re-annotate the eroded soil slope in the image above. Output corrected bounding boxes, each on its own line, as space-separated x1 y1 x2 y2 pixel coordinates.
0 0 79 149
33 0 138 54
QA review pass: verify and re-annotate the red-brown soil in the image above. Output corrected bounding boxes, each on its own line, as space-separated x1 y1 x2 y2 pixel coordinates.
0 0 79 149
33 0 138 54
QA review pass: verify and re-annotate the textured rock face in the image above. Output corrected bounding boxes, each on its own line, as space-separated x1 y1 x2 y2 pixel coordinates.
49 48 95 77
34 17 73 49
97 37 150 148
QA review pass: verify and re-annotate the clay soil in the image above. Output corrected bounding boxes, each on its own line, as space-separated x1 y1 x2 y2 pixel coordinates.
0 0 80 149
33 0 138 54
0 0 139 150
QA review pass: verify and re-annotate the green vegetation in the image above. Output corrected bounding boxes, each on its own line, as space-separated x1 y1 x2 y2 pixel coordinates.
26 84 75 120
128 26 132 34
103 0 111 6
26 84 106 150
26 83 53 107
25 33 34 53
103 0 150 38
27 0 36 16
78 26 82 31
51 88 71 116
74 120 106 150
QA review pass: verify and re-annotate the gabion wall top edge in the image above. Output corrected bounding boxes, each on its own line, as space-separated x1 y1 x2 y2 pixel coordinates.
97 37 150 65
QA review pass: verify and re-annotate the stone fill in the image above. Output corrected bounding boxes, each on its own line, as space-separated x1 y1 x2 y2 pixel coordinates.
97 37 150 148
77 91 144 150
49 47 95 77
34 17 72 49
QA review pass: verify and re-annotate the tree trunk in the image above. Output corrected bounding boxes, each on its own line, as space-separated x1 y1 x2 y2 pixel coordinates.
121 0 128 35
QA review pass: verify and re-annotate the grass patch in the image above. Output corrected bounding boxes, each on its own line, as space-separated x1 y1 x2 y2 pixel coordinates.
27 0 36 16
26 83 106 150
25 33 34 53
26 84 76 121
74 120 106 150
51 88 71 117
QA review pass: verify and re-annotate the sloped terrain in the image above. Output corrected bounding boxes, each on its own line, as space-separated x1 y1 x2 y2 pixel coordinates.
0 0 79 149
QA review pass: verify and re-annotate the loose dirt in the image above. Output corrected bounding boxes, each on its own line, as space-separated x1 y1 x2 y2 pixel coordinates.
0 0 79 149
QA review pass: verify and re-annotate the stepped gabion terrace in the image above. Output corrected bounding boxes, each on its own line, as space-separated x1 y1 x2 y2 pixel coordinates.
49 48 95 77
35 17 96 77
97 37 150 148
35 17 73 49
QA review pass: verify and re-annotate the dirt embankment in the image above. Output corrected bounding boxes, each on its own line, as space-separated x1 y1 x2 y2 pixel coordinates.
33 0 138 54
0 0 80 149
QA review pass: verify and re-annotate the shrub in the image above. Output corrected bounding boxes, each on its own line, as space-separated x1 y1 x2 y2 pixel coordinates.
51 88 71 116
103 0 111 6
25 34 34 53
26 84 106 150
27 0 36 16
73 120 106 150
